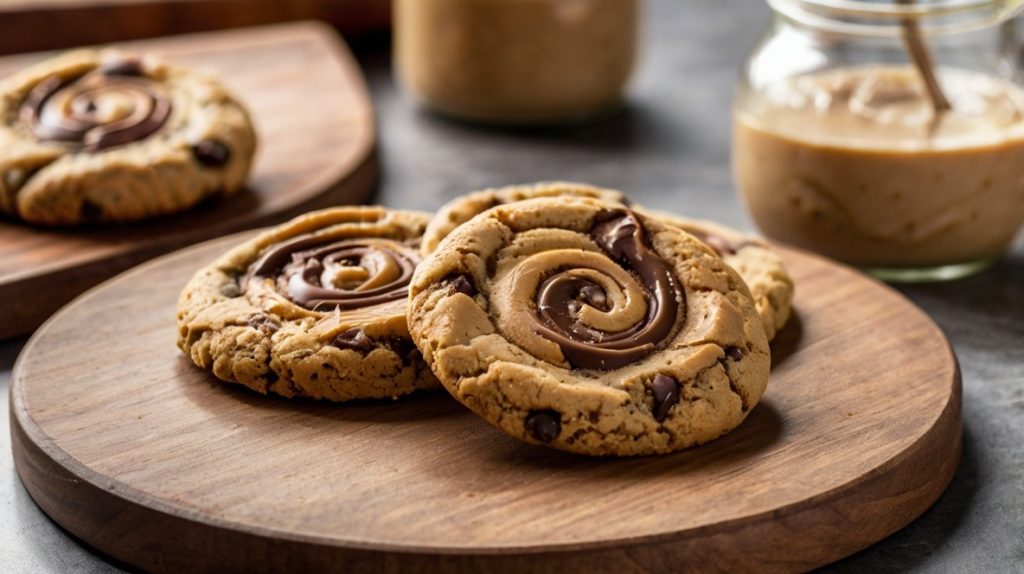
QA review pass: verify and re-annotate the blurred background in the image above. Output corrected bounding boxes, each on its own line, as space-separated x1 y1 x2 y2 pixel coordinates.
0 1 1022 573
0 0 391 55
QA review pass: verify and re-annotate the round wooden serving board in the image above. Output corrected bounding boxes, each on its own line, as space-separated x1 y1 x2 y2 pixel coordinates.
0 21 376 339
10 233 961 573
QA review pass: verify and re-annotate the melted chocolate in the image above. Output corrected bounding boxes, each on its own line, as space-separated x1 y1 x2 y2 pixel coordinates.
532 210 682 370
20 64 171 151
250 235 420 311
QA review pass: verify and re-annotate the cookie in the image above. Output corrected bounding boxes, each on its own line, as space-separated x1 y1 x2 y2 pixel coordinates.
421 182 794 340
408 197 770 456
0 49 256 225
420 181 630 254
652 212 794 341
177 207 439 402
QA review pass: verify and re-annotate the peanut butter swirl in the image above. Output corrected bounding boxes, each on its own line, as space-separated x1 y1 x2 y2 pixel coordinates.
527 210 681 370
250 236 420 312
19 63 171 151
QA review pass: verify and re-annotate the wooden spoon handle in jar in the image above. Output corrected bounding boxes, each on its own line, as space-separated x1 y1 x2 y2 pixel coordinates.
897 0 952 114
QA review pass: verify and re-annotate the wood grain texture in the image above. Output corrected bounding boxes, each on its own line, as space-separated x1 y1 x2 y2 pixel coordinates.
0 22 377 339
0 0 390 55
9 233 962 573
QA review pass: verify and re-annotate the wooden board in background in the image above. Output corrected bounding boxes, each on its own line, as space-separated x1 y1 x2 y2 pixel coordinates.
0 22 377 339
0 0 391 55
10 235 962 573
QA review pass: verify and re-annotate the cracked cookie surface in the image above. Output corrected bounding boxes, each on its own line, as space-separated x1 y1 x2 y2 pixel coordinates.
651 212 794 341
0 49 256 225
409 197 770 456
177 207 439 402
422 181 794 340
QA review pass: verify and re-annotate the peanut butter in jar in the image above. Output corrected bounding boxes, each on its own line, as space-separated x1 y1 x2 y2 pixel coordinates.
733 0 1024 281
735 67 1024 270
394 0 639 125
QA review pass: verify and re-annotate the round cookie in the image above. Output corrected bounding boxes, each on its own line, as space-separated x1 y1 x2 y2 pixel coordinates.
177 207 439 402
421 182 794 341
421 181 629 254
408 197 770 456
652 212 794 341
0 49 256 225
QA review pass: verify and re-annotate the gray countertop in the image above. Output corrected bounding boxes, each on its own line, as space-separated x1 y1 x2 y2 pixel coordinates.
2 1 1023 572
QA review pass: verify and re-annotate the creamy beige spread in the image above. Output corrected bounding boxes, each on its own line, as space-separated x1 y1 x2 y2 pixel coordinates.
734 66 1024 267
394 0 638 124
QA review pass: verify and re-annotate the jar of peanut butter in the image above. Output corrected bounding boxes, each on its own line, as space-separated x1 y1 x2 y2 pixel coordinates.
393 0 640 125
734 0 1024 281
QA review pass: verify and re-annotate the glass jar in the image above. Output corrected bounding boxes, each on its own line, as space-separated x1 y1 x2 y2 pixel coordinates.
733 0 1024 282
393 0 640 125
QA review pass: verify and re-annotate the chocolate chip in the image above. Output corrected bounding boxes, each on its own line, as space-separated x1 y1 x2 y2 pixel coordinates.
449 274 477 297
99 56 144 76
524 410 561 443
387 338 421 365
333 328 374 352
406 348 423 366
389 338 414 357
247 314 279 333
79 199 102 221
191 139 231 167
650 374 680 422
725 346 744 361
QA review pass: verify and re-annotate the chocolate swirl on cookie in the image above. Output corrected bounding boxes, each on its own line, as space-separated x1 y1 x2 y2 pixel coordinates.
19 59 171 151
519 210 682 370
250 235 420 311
